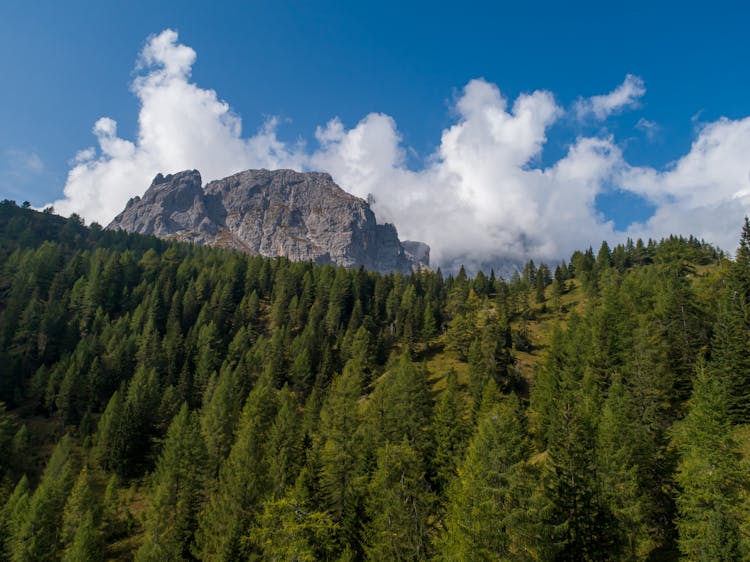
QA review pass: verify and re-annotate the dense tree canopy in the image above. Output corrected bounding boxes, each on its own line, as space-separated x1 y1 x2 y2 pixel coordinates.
0 199 747 560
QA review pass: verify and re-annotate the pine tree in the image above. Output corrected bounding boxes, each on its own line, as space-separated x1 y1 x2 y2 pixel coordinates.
318 360 366 554
95 389 126 472
595 374 665 559
196 380 278 561
250 478 341 562
431 370 469 494
194 321 221 401
439 397 552 561
11 435 75 562
363 353 433 458
0 402 14 475
673 364 749 560
61 466 98 547
734 216 750 299
710 286 750 424
265 387 303 499
200 365 243 473
536 321 615 560
365 440 434 561
0 476 29 559
62 510 102 562
136 403 207 561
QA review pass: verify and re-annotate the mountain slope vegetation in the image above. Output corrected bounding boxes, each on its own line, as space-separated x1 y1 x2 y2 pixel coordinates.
0 199 747 561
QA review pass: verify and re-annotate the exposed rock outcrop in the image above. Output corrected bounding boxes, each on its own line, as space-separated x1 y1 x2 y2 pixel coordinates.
108 168 428 274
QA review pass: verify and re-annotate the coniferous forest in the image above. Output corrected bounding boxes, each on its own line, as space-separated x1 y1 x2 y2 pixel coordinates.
1 198 749 561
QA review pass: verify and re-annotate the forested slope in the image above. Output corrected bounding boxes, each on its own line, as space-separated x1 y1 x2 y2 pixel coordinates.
0 199 748 561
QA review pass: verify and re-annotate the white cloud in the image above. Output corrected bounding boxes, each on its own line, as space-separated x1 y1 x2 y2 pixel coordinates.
52 29 304 225
635 118 660 141
575 74 646 121
50 30 750 270
310 80 619 268
621 116 750 249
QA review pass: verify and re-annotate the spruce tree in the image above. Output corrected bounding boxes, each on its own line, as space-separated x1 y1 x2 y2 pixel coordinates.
431 370 469 494
62 510 102 562
136 404 207 561
11 435 75 562
439 397 552 561
673 364 749 560
196 380 278 561
365 440 434 562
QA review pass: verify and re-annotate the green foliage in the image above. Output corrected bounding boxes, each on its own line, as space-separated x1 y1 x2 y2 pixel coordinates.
62 466 99 547
250 484 342 562
0 476 29 559
365 440 434 561
10 435 75 562
0 203 743 561
673 365 749 560
431 370 469 493
196 380 278 561
318 360 367 554
439 397 552 561
62 510 103 562
363 354 433 458
136 403 207 561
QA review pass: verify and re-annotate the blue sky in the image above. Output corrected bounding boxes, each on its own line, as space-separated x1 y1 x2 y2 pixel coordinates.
1 0 749 266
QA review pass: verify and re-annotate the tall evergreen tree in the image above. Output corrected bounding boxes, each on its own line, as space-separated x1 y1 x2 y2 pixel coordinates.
136 404 207 561
196 380 278 561
365 440 434 562
318 360 366 555
0 476 29 560
62 510 102 562
61 466 99 548
596 374 665 559
710 286 750 424
431 370 469 494
10 435 75 562
439 397 552 561
673 364 749 560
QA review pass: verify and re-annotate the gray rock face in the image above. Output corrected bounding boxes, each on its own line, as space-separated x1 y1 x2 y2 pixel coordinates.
108 168 429 274
402 241 430 270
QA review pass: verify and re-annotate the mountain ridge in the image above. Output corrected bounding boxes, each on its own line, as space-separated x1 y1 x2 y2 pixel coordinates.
108 168 429 274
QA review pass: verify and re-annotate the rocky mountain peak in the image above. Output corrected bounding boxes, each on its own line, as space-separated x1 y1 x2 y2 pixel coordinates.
108 168 429 274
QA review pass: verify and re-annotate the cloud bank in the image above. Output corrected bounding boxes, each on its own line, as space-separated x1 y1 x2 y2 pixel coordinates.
52 29 750 270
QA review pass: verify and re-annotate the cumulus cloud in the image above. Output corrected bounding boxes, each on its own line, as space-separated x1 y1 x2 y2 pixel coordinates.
52 29 304 224
575 74 646 121
51 30 750 270
310 80 621 268
622 116 750 249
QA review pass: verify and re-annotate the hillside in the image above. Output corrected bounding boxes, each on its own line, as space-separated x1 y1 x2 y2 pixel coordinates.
0 200 748 561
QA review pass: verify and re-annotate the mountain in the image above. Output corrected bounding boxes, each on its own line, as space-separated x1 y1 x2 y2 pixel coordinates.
107 168 429 274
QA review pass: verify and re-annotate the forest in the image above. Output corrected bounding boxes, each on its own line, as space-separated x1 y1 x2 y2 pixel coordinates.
0 198 748 561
